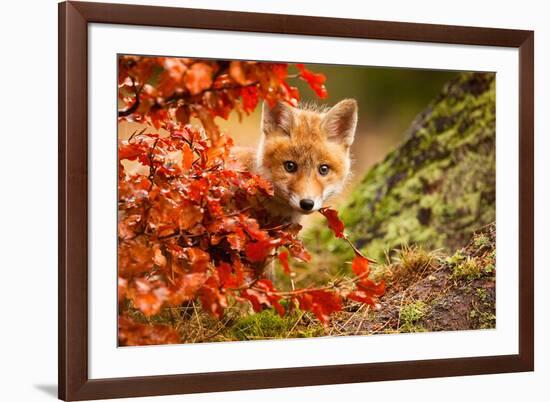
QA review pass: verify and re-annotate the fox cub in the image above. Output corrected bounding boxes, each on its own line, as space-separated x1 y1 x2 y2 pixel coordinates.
233 99 358 223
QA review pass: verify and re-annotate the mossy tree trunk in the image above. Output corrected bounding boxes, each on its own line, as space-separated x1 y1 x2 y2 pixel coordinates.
305 72 496 265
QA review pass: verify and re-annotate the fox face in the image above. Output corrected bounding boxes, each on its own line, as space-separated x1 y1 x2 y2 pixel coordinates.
256 99 358 216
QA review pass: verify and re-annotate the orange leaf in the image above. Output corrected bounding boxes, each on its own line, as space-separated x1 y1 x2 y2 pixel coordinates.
118 316 180 346
297 290 342 326
181 143 194 171
351 254 370 277
278 251 291 275
183 62 213 95
319 207 345 238
245 239 276 262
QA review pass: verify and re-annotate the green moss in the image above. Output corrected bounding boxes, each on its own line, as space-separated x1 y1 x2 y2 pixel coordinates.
476 288 489 302
451 257 482 280
470 307 496 329
478 312 496 329
400 301 427 332
294 326 325 338
230 309 297 341
445 250 466 266
473 234 491 249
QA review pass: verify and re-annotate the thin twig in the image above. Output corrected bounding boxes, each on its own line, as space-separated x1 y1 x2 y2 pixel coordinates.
286 311 305 338
354 305 371 335
396 293 406 330
118 76 142 117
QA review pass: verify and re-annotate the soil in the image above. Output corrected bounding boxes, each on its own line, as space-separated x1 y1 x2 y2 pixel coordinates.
327 224 496 336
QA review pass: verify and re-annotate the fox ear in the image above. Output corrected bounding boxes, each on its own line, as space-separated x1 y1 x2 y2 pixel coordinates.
261 101 294 136
322 99 358 147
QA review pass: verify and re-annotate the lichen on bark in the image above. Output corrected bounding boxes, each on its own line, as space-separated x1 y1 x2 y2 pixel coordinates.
304 72 496 265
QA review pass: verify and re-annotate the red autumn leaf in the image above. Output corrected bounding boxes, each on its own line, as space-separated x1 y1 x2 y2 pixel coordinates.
199 277 228 318
186 178 209 203
175 106 190 125
217 262 233 287
168 273 207 305
278 251 291 275
297 290 342 326
245 239 276 262
149 107 169 130
118 213 143 240
118 142 150 166
118 277 127 304
319 207 345 238
226 229 247 251
280 82 300 107
241 279 285 316
288 244 312 262
240 287 270 313
185 247 211 273
212 73 233 89
349 255 384 306
118 237 155 277
128 278 169 316
240 172 274 196
357 278 386 296
347 289 375 306
177 203 203 231
296 63 328 99
118 316 180 346
194 103 222 142
229 61 256 86
232 256 246 287
241 85 259 113
351 254 370 277
241 217 270 242
183 62 213 95
181 143 194 171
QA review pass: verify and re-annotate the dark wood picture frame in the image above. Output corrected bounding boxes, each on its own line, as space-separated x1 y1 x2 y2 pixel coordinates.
58 1 534 400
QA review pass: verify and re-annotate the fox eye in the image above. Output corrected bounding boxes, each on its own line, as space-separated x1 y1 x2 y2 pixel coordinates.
318 164 330 176
283 161 298 173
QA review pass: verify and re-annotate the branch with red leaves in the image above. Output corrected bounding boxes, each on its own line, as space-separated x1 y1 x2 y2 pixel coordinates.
118 56 328 136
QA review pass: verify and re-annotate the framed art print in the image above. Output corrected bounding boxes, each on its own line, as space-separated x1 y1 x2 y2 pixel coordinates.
58 1 534 400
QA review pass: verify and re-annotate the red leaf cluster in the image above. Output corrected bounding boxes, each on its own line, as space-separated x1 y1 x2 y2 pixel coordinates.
241 279 285 317
296 64 328 99
297 290 342 326
118 57 329 137
118 126 308 321
347 255 386 306
278 251 291 275
118 316 180 346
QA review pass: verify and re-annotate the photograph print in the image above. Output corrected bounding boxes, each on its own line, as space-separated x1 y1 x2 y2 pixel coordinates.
117 55 496 346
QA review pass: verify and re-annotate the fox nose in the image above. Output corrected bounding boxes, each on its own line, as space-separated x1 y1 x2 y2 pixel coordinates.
299 199 315 211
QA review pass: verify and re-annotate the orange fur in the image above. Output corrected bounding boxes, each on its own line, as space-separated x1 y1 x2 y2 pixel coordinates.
233 99 358 223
